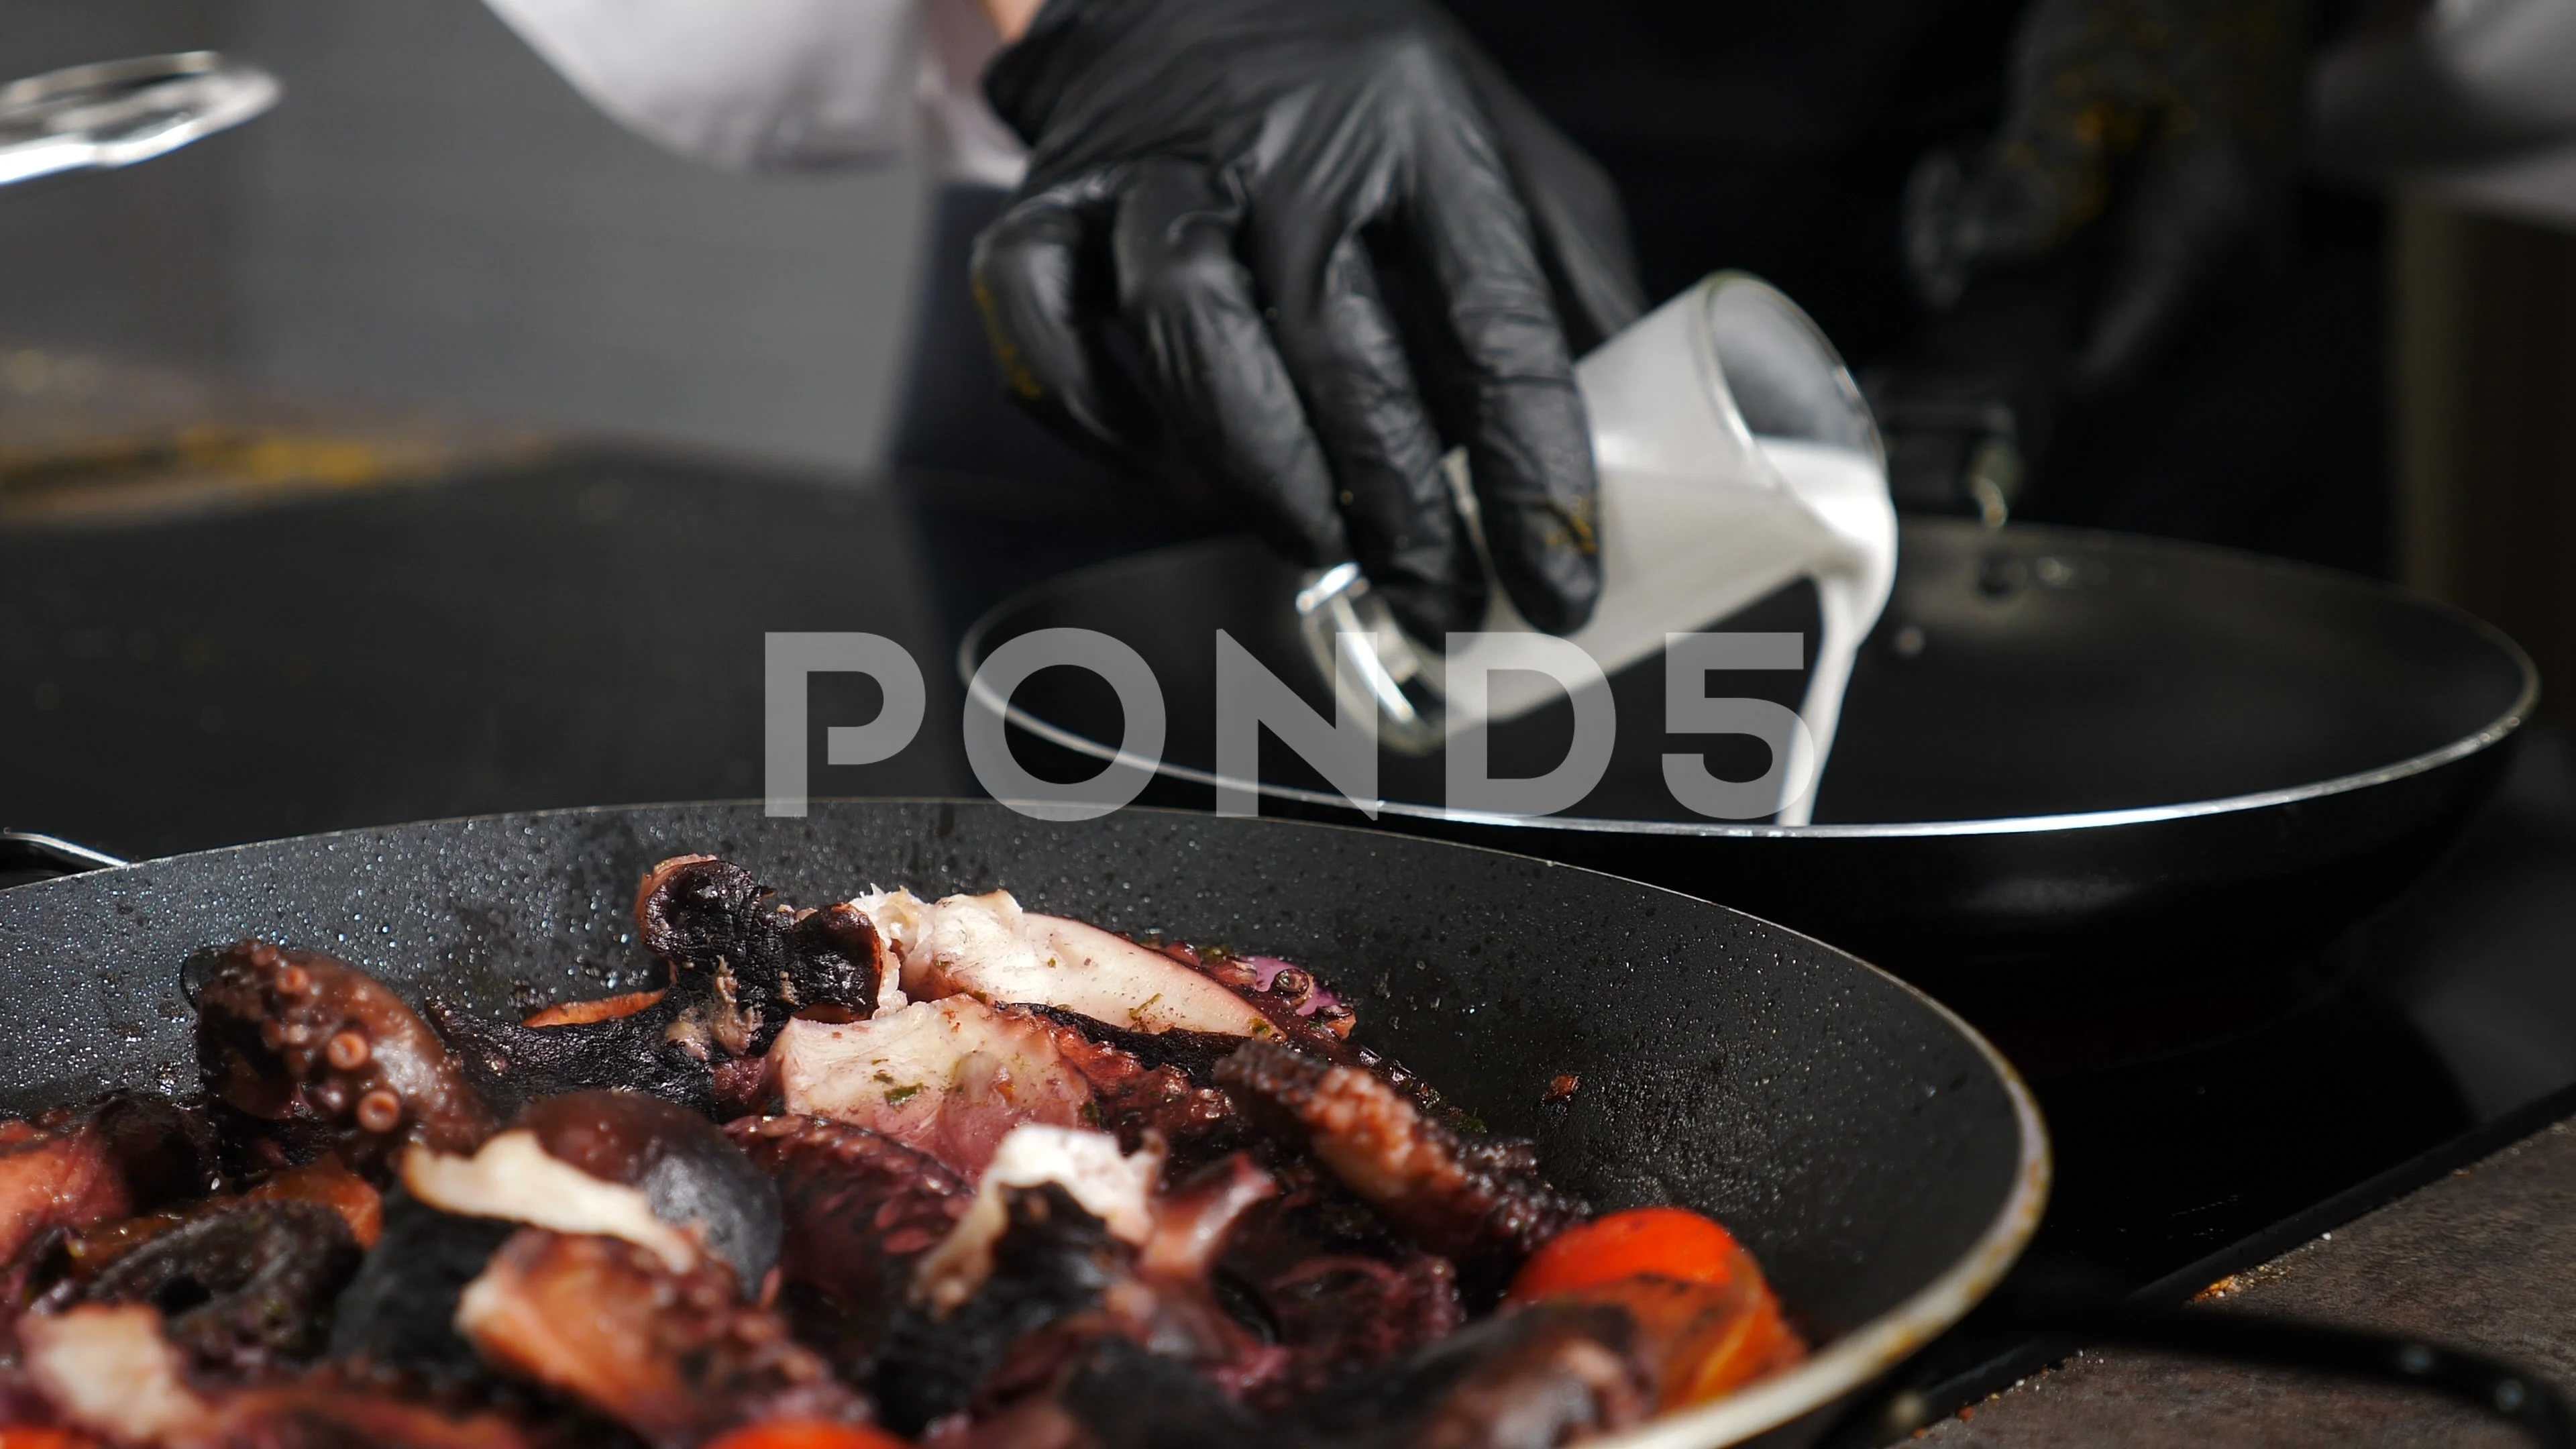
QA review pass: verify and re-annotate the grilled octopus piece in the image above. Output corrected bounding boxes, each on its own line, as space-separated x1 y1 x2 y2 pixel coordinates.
1168 943 1364 1065
327 1189 521 1381
727 1116 973 1373
0 1093 213 1303
455 1226 863 1449
870 1183 1132 1436
429 857 885 1119
191 941 496 1176
874 1151 1287 1437
867 890 1267 1037
21 1303 555 1449
1299 1301 1654 1449
1010 1007 1246 1169
1222 1158 1468 1409
641 856 886 1032
509 1089 782 1289
1215 1040 1588 1272
60 1199 362 1377
63 1155 384 1287
332 1087 790 1383
976 1300 1651 1449
769 997 1095 1179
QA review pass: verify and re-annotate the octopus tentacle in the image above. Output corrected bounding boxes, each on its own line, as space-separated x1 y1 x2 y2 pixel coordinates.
726 1115 973 1373
191 942 495 1174
455 1226 864 1449
1214 1040 1589 1270
1297 1301 1654 1448
0 1093 213 1304
70 1199 363 1375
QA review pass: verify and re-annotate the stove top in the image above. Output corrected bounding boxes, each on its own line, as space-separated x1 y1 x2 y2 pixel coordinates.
6 448 2571 1415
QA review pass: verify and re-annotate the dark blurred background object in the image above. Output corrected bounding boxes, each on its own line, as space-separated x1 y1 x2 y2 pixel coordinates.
0 1 2568 700
0 2 930 471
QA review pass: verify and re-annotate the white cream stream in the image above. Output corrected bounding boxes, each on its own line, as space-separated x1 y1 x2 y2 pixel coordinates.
1417 274 1897 823
1749 437 1896 825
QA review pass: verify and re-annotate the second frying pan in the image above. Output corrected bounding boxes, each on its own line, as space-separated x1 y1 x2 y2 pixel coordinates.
961 520 2536 987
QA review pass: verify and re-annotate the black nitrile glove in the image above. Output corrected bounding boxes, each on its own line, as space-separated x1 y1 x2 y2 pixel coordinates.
974 0 1644 640
1904 0 2307 394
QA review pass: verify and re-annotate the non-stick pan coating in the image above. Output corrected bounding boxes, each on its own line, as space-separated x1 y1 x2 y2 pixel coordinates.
0 801 2040 1447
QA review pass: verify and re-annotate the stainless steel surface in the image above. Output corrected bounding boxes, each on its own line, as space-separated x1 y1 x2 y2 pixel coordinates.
0 52 277 189
0 829 127 875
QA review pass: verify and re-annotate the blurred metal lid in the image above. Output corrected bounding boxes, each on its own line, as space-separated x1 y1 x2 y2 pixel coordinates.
0 51 279 189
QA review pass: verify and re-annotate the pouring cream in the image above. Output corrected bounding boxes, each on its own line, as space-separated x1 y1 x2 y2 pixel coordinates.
1308 274 1894 823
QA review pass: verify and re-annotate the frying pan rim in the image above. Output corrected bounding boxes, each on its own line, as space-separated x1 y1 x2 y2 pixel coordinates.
0 798 2050 1448
956 525 2540 839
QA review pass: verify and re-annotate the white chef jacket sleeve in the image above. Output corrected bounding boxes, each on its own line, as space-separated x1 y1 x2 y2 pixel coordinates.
483 0 1026 185
2311 0 2576 174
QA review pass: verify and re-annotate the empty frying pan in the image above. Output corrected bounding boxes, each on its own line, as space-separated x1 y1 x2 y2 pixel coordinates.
960 519 2536 989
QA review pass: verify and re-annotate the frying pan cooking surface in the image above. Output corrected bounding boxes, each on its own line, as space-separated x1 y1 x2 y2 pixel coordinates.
963 521 2536 977
0 801 2043 1448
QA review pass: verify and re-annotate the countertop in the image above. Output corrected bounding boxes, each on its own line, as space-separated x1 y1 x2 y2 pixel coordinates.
1928 1112 2576 1446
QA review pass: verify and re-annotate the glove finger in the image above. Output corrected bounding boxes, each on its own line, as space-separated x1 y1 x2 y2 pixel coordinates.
1909 0 2137 297
1394 83 1602 637
1246 206 1482 643
1108 158 1347 568
969 184 1150 458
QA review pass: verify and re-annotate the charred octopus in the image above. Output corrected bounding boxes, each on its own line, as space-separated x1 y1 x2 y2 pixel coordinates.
0 854 1803 1448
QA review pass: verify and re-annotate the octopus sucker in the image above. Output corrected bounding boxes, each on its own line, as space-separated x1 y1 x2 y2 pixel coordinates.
191 941 495 1173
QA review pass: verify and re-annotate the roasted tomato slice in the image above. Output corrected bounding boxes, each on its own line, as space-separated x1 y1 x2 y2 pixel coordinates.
703 1422 912 1449
1510 1207 1805 1407
1508 1207 1750 1301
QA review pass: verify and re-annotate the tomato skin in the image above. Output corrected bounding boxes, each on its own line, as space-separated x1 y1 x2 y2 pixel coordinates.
703 1422 913 1449
1562 1274 1806 1407
1507 1207 1749 1303
0 1429 95 1449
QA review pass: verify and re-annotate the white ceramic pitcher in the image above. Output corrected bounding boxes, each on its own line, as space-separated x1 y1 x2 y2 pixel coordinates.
1299 272 1894 824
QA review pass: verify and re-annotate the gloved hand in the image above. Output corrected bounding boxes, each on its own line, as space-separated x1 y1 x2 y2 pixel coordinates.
973 0 1645 640
1904 0 2307 394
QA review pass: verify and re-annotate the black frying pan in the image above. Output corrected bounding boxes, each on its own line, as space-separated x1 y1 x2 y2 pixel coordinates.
0 801 2037 1447
1 804 2564 1446
961 521 2537 992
